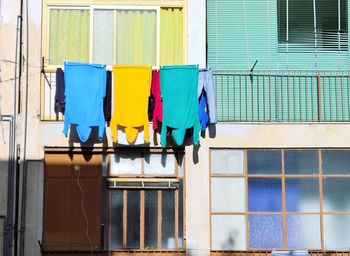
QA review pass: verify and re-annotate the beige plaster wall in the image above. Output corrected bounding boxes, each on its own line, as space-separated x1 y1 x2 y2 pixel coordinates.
2 0 350 255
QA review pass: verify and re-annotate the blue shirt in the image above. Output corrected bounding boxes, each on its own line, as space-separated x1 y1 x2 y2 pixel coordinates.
63 62 106 142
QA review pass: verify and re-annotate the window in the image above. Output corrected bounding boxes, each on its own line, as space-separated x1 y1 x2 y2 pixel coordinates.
278 0 348 51
108 150 184 250
42 1 185 66
210 149 350 251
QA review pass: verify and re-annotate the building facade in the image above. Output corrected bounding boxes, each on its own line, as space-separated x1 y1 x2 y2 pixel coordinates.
0 0 350 255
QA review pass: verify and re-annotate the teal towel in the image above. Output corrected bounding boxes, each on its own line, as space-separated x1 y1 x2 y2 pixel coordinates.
160 65 200 147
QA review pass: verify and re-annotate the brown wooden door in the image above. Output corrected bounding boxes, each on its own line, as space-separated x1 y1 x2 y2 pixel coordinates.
43 153 102 251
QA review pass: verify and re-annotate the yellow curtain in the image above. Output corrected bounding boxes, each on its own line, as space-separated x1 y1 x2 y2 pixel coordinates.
115 10 156 65
49 9 90 65
160 8 184 65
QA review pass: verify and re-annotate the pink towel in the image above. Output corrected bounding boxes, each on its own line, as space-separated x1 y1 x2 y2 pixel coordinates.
151 70 163 131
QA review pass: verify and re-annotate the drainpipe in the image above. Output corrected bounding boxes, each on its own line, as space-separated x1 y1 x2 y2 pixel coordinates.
0 115 15 256
14 0 24 254
19 0 29 253
0 215 6 256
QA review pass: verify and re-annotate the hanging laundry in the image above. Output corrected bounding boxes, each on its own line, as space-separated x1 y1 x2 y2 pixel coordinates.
110 65 152 144
151 69 163 131
160 65 200 147
198 91 209 132
104 70 112 126
198 68 217 130
54 68 65 115
63 62 106 142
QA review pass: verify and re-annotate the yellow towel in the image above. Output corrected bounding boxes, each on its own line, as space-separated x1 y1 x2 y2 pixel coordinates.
110 65 152 143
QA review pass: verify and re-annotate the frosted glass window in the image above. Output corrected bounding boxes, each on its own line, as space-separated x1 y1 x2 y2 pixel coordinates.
324 214 350 249
286 214 321 248
249 214 283 249
110 153 142 175
177 154 184 177
284 150 319 174
110 190 123 249
127 190 140 248
144 153 176 175
285 178 319 212
211 149 244 174
323 178 350 212
211 177 245 212
248 150 282 174
248 178 282 212
145 191 158 249
322 150 350 174
93 10 114 64
211 215 246 250
162 191 175 249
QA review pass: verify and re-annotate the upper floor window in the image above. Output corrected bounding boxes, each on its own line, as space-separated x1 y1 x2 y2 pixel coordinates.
278 0 348 51
43 1 185 66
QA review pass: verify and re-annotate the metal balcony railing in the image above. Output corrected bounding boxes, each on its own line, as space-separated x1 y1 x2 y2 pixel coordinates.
213 70 350 123
41 70 350 123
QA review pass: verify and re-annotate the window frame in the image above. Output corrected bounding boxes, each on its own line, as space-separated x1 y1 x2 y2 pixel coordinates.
209 148 350 251
41 0 187 70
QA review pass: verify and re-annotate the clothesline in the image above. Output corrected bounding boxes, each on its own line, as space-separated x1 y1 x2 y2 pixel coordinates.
58 62 217 147
44 64 210 72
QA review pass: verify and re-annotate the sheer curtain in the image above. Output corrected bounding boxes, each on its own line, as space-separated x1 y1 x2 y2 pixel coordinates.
49 9 90 65
160 8 183 65
115 9 157 65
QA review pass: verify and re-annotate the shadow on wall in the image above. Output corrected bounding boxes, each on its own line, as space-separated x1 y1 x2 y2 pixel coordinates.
68 126 108 156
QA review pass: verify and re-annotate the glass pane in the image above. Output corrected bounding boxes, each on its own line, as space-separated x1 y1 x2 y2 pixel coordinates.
109 153 142 175
145 191 158 249
110 190 123 250
322 150 350 174
178 180 184 248
286 214 321 249
144 153 176 175
93 10 114 64
249 214 283 249
324 214 350 250
248 150 282 174
49 9 90 65
211 215 246 250
284 150 319 174
162 191 175 249
323 178 350 212
289 0 314 45
211 149 244 174
248 178 282 212
127 190 140 249
115 9 156 65
177 153 184 177
285 178 319 212
211 177 245 212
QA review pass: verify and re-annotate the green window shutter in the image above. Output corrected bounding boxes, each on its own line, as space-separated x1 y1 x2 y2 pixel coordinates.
207 0 350 70
207 0 279 70
207 0 350 122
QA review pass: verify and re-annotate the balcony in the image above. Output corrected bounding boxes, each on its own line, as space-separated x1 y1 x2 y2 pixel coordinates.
41 70 350 123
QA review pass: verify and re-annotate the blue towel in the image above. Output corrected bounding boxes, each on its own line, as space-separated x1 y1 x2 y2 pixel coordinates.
63 62 106 142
